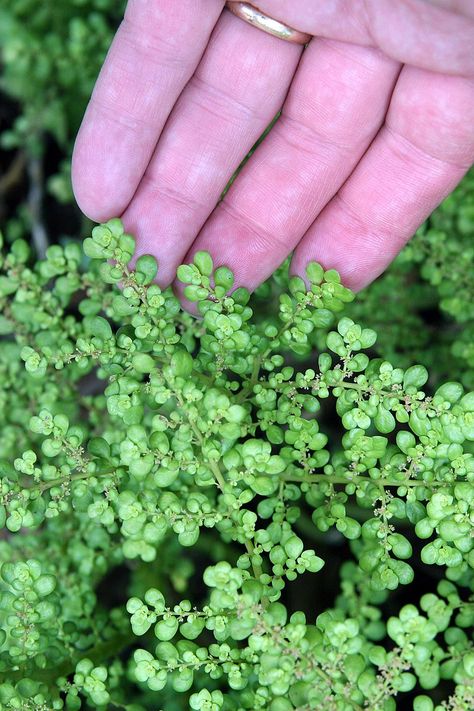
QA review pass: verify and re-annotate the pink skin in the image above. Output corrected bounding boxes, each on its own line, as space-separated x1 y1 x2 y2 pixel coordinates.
72 0 474 295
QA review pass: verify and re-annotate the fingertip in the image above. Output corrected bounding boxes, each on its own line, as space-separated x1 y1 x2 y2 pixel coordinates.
71 130 134 223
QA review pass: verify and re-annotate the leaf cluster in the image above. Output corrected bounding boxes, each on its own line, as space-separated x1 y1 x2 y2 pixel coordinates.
0 220 473 710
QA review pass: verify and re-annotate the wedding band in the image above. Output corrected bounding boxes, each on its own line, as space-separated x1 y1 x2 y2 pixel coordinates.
225 2 311 45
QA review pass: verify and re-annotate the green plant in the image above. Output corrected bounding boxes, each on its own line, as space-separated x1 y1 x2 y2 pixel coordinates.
1 2 473 707
346 171 474 390
0 218 473 710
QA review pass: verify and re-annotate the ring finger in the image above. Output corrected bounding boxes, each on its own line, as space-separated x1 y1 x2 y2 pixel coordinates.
182 36 401 289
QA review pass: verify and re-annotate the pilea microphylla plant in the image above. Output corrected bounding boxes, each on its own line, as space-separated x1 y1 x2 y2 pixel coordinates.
0 216 473 711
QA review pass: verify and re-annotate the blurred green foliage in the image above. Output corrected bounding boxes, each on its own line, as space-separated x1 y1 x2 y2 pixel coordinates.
0 0 124 150
0 0 124 215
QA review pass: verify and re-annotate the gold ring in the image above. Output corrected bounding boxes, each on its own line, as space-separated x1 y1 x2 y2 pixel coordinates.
225 2 311 45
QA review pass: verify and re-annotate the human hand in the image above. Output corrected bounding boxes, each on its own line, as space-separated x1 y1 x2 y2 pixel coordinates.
72 0 474 292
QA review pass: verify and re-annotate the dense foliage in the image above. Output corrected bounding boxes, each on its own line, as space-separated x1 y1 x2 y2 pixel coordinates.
1 1 474 709
346 172 474 391
0 218 473 710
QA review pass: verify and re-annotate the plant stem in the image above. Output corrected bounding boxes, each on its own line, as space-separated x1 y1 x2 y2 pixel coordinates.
172 389 263 581
283 472 444 489
27 150 48 259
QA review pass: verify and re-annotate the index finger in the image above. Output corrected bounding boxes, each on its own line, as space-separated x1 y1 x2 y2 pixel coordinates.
72 0 224 221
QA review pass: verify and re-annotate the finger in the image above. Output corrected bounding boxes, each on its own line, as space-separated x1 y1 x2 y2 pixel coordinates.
71 0 224 221
427 0 474 19
181 39 400 289
292 67 474 290
252 0 474 75
121 9 301 285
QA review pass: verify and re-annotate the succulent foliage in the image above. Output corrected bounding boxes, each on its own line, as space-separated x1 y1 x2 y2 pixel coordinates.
0 219 473 710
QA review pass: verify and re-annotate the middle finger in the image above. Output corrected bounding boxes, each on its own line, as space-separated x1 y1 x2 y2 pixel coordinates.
121 8 302 285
